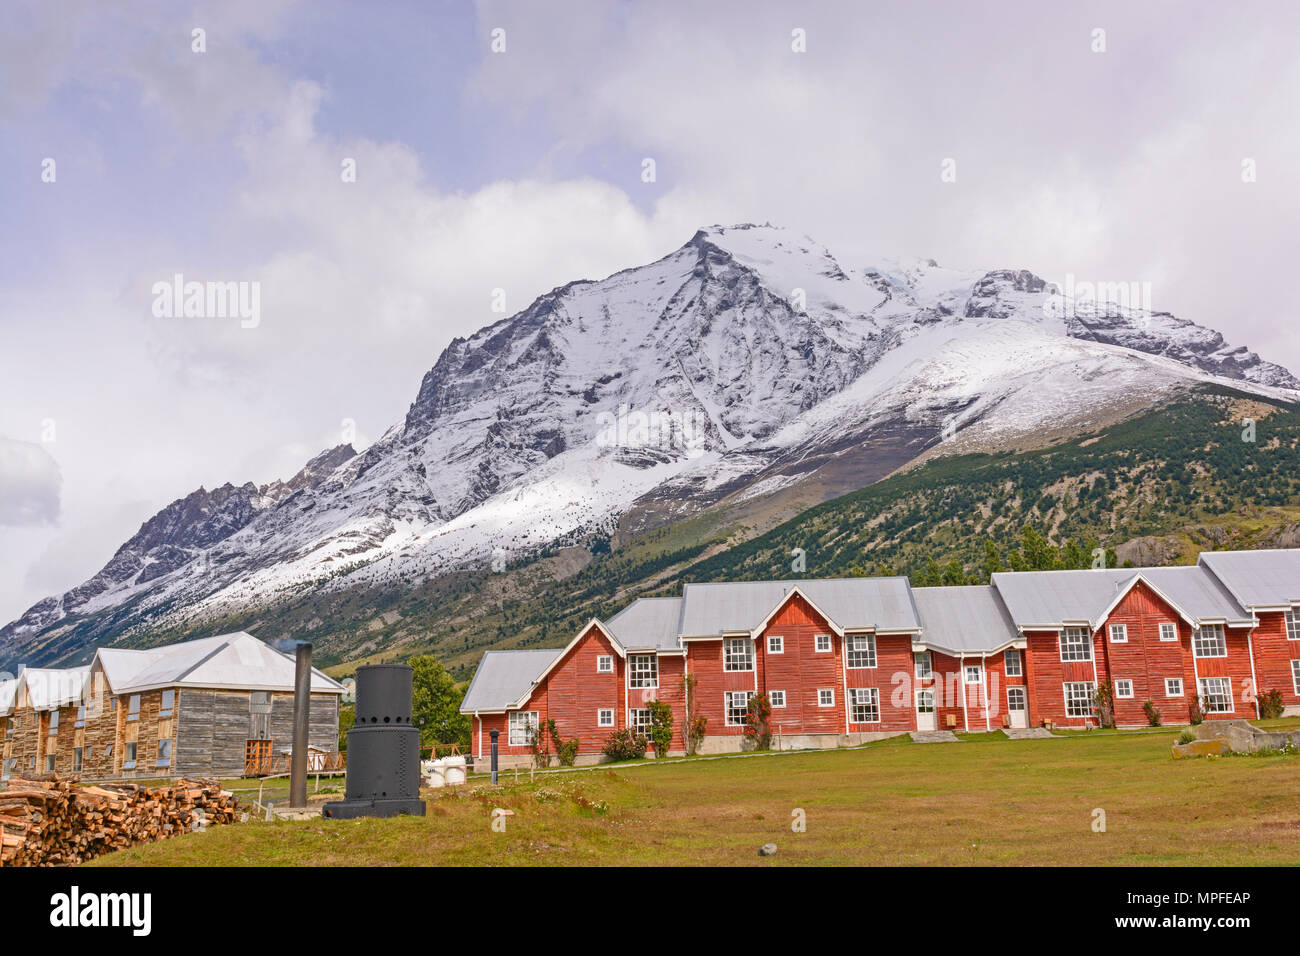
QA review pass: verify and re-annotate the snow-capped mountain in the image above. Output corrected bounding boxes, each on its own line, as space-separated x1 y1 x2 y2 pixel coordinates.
4 224 1296 662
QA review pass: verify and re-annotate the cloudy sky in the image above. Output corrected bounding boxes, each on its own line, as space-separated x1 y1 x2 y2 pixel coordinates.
1 0 1297 623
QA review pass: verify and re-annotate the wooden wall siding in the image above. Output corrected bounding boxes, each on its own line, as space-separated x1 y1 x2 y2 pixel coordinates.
844 634 913 732
542 625 626 754
758 594 842 735
176 689 339 777
1194 626 1257 718
1251 611 1300 704
1024 629 1097 727
1096 582 1194 725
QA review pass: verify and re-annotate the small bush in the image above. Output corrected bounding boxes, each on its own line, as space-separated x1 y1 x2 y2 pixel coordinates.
601 728 648 761
1258 688 1285 720
1142 700 1162 727
744 693 773 750
646 699 674 757
1176 729 1196 745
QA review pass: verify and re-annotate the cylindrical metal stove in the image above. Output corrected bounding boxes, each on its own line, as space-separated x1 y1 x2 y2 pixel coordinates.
322 664 426 819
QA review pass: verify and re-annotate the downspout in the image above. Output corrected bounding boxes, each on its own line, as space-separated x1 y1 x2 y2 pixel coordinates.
841 634 849 735
1191 625 1202 721
982 652 990 731
1245 624 1261 719
960 653 969 732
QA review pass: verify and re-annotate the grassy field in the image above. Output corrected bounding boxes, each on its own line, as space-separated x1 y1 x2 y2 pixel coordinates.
86 724 1300 867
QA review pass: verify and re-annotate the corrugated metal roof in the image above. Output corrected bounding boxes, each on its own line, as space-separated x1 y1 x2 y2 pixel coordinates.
21 666 90 710
0 677 18 716
911 586 1020 653
97 647 171 692
1198 549 1300 609
678 577 920 636
605 598 684 650
115 632 343 694
991 566 1252 629
460 648 563 712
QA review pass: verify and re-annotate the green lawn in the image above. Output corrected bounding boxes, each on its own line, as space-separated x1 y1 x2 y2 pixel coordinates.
87 726 1300 867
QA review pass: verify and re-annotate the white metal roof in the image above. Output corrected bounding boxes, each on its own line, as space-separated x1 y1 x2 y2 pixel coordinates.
110 632 344 694
18 666 90 711
0 677 18 716
678 577 920 636
1198 548 1300 610
460 648 563 713
605 597 684 650
990 566 1252 630
911 586 1020 654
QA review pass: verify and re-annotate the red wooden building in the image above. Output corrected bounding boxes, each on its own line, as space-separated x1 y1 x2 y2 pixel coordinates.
461 549 1300 766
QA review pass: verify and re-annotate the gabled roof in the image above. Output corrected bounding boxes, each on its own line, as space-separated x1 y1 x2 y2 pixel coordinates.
1198 548 1300 610
460 648 564 713
911 586 1020 654
0 677 18 716
990 566 1252 631
96 646 172 692
19 666 90 711
678 577 921 637
605 597 684 650
110 632 344 694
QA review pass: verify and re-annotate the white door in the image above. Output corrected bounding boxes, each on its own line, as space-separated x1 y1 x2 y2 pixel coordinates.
1007 687 1027 728
916 689 936 731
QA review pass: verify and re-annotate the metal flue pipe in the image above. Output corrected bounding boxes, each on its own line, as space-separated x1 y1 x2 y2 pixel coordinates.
290 641 313 808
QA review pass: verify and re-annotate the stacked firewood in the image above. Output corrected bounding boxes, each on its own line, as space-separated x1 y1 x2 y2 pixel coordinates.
0 776 241 866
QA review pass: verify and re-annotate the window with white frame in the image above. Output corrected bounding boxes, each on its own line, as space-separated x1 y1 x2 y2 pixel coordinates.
916 689 936 714
629 708 652 737
725 691 753 726
1059 627 1093 662
1004 648 1022 677
1063 681 1096 718
1165 677 1183 697
964 664 982 684
1109 623 1128 643
850 687 880 723
597 708 614 727
723 638 754 672
847 634 876 669
1007 687 1026 712
814 634 831 653
1287 609 1300 641
914 651 932 679
508 710 539 746
629 654 658 688
1198 677 1233 713
1193 624 1227 658
1114 679 1133 699
596 655 613 673
818 688 835 708
767 635 784 654
769 690 786 708
1291 660 1300 695
1159 622 1178 642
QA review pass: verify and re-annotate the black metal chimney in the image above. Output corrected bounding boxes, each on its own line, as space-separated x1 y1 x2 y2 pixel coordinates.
322 664 425 819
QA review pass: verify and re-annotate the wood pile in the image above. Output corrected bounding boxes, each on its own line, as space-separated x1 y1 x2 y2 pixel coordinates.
0 776 241 866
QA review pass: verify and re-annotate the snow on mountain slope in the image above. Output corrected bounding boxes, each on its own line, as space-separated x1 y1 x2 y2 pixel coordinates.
3 224 1297 657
